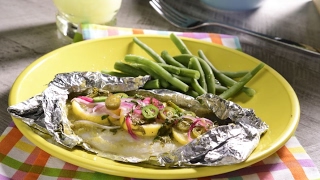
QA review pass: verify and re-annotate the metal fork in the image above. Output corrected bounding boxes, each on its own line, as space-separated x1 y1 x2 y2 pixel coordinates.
149 0 320 55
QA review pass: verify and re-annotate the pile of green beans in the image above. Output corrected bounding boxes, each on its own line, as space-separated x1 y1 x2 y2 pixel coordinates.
101 33 265 99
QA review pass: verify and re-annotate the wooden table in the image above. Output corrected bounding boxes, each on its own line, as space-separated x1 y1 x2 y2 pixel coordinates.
1 0 319 171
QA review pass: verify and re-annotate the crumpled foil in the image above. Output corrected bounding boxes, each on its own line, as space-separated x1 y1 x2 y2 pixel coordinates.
8 71 268 167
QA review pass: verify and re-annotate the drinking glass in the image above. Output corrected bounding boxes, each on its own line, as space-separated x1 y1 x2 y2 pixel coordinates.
52 0 122 36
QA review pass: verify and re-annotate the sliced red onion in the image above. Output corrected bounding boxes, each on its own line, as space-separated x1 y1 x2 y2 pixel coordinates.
73 98 96 108
92 103 105 112
197 118 214 130
142 97 151 104
78 96 94 103
133 109 142 115
151 98 164 109
125 115 138 140
180 115 197 122
120 101 135 109
187 118 213 142
187 119 201 142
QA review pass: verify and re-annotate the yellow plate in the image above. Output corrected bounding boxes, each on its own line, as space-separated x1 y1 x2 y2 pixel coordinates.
9 35 300 179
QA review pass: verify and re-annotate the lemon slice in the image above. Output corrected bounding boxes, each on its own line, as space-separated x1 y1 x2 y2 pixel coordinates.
119 112 162 137
71 100 120 125
172 127 189 145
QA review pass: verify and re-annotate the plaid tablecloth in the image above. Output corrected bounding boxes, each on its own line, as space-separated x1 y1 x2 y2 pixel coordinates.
1 25 320 180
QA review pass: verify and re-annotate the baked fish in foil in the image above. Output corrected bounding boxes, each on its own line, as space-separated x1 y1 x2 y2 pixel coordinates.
8 71 268 167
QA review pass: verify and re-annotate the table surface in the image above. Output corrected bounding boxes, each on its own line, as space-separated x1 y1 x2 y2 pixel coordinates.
1 0 320 172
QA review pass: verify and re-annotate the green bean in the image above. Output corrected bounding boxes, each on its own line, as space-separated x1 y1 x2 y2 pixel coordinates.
173 54 216 92
124 55 189 92
175 53 254 96
242 87 256 97
190 78 207 96
114 61 148 77
188 57 207 92
196 52 238 85
101 70 132 77
221 70 249 79
197 50 216 94
159 54 200 79
133 37 166 63
172 74 193 84
173 54 192 67
197 51 256 97
143 79 160 89
185 89 199 98
165 85 183 93
165 85 198 98
158 63 180 75
169 33 192 54
165 85 178 90
161 50 185 68
135 64 169 88
219 63 265 99
179 68 200 79
215 84 228 94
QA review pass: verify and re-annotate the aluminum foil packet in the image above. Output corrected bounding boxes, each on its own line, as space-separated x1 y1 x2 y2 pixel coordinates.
7 71 268 167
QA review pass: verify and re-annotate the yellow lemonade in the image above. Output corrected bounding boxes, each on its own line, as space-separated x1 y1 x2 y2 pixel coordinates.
53 0 122 24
